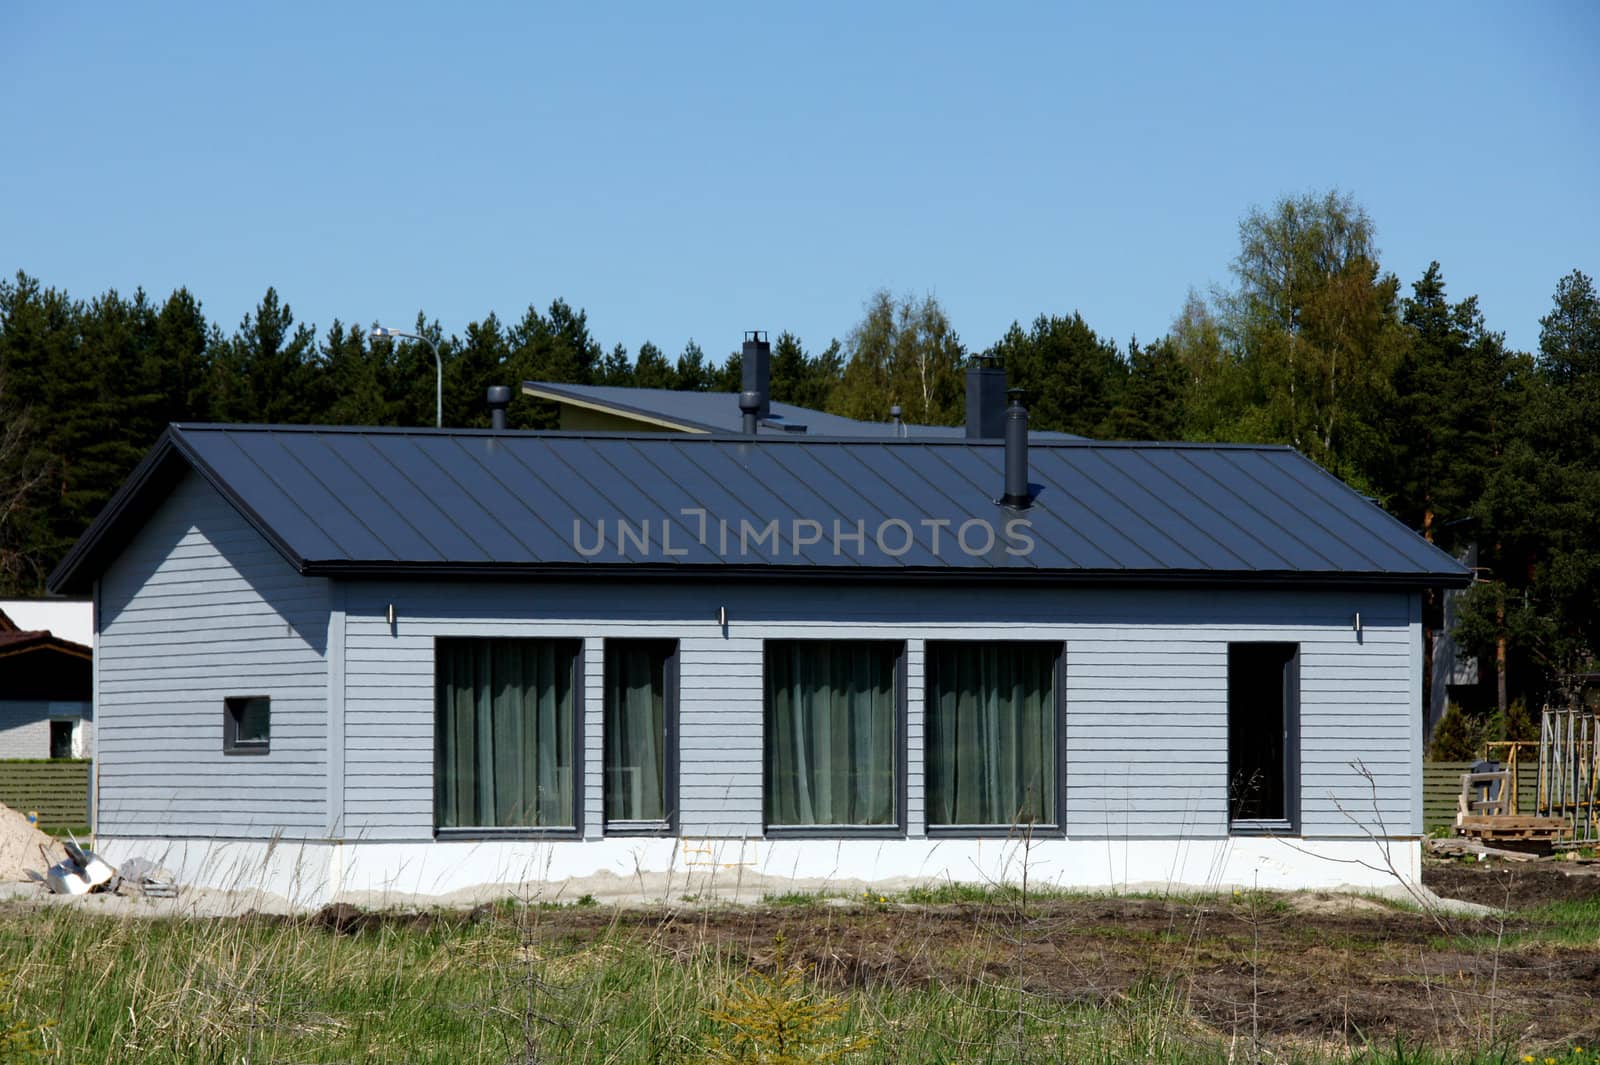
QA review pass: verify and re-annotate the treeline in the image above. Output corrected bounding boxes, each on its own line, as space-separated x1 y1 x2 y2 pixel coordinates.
1 190 1596 732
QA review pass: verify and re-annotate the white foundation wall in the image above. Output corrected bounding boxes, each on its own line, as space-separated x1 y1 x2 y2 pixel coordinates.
93 834 1422 909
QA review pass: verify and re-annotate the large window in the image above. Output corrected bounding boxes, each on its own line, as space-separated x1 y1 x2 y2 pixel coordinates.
765 640 901 831
605 640 675 831
926 642 1060 830
435 638 580 831
1227 643 1299 832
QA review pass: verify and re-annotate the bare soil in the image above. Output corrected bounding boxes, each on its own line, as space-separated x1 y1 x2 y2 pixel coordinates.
510 860 1600 1051
1422 854 1600 909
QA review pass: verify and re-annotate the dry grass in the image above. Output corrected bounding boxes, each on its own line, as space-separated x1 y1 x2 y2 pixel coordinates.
0 866 1594 1063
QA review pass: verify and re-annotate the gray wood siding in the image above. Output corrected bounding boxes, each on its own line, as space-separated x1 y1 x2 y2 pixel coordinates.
338 583 1418 842
97 471 330 837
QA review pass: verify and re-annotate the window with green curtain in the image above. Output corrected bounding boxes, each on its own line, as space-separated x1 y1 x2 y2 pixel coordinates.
926 642 1059 828
765 640 899 828
435 638 579 830
605 640 672 825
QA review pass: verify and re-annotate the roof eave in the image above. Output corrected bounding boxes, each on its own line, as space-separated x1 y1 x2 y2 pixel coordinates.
0 635 93 661
301 558 1472 590
46 427 311 596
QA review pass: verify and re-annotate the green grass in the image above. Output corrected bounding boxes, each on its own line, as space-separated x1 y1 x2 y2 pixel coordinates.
1502 898 1600 948
0 900 1589 1064
759 883 1077 907
1434 896 1600 951
39 823 91 839
761 889 848 906
895 880 1078 905
0 905 1205 1064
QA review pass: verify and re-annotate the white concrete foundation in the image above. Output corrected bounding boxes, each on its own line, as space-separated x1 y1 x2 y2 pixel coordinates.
93 834 1423 911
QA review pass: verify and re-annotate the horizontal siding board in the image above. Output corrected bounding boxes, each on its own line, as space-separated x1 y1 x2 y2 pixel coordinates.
329 581 1417 842
97 471 329 839
98 515 1422 847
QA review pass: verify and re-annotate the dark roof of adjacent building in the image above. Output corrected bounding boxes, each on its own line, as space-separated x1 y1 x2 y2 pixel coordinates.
0 607 91 661
522 381 1081 440
49 424 1471 593
0 607 92 701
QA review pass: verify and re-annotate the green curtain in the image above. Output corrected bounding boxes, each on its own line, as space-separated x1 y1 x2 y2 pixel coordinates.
435 639 577 829
605 642 668 823
926 643 1057 827
766 641 897 827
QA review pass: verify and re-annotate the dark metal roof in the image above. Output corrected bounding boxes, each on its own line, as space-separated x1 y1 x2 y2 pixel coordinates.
522 381 1081 440
49 425 1470 593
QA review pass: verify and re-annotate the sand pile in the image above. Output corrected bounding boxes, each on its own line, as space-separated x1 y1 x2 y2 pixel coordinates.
0 804 66 882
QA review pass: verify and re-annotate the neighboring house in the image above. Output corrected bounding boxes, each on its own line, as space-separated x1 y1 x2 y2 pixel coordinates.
0 606 93 759
525 332 1078 440
47 378 1469 904
0 598 95 650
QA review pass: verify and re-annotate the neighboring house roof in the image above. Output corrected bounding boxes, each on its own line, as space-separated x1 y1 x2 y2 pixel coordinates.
0 605 93 702
0 599 94 648
0 608 92 662
522 381 1081 440
49 424 1470 593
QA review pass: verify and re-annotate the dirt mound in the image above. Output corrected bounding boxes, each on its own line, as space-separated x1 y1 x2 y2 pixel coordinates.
0 804 66 883
1423 856 1600 909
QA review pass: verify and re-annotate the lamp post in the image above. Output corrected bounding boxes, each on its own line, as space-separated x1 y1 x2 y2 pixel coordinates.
371 326 442 428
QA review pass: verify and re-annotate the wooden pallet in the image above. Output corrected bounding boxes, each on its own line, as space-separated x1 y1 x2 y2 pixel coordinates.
1455 815 1568 842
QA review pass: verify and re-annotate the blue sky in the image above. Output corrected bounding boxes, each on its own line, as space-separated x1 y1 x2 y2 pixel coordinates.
4 2 1596 362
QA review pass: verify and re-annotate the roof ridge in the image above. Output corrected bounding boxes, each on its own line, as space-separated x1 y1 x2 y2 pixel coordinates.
168 423 1295 451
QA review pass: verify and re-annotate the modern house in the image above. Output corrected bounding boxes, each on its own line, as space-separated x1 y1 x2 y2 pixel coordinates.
46 353 1469 904
0 605 93 760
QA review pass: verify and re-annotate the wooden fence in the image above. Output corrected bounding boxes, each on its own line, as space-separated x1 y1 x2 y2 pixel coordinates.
0 759 90 828
1423 761 1538 831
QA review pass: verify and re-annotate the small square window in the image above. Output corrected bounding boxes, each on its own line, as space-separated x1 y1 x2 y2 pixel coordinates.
224 696 270 755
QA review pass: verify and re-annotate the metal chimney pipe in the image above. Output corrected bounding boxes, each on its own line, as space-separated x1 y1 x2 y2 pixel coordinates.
1001 388 1030 508
738 390 761 435
966 355 1007 439
486 385 512 431
741 331 771 418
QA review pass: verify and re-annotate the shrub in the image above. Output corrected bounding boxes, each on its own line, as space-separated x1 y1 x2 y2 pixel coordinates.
1491 698 1539 743
697 934 874 1064
1429 702 1483 761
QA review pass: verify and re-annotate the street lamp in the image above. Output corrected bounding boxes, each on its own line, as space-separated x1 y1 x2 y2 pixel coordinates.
371 326 442 428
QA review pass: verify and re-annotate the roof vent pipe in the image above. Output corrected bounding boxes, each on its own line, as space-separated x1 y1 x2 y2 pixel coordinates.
966 355 1007 440
739 390 761 435
1001 388 1031 508
486 385 512 431
741 331 771 418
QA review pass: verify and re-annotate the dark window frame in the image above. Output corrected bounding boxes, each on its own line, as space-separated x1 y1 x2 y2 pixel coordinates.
924 640 1067 839
602 638 679 837
48 719 76 760
431 637 586 841
1226 642 1301 837
762 639 908 840
223 695 271 756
